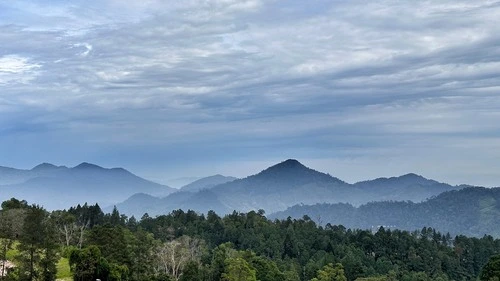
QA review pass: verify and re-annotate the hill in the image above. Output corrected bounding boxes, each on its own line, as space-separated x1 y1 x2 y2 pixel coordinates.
353 173 457 202
116 159 460 217
0 162 175 210
270 186 500 237
180 175 237 192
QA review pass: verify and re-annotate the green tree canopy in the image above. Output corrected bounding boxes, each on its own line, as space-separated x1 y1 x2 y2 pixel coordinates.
480 255 500 281
310 263 347 281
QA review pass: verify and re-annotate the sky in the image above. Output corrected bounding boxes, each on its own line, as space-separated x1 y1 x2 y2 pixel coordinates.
1 0 500 187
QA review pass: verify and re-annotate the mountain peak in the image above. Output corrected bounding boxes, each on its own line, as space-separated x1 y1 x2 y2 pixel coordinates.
398 173 436 184
266 159 306 171
400 173 425 179
31 163 59 171
73 162 105 170
256 159 343 184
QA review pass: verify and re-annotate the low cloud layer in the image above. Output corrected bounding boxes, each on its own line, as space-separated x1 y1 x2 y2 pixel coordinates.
1 0 500 186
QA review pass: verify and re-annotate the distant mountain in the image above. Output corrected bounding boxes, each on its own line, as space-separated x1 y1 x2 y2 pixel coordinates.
0 163 68 185
353 173 457 202
0 163 175 210
209 159 353 213
270 186 500 237
116 159 461 217
114 189 230 217
180 175 237 192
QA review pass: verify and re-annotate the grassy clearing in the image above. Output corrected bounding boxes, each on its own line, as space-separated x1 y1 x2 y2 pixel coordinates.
56 257 72 281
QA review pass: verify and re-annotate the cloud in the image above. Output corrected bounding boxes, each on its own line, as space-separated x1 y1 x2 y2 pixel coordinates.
73 43 93 57
0 55 41 84
1 0 500 186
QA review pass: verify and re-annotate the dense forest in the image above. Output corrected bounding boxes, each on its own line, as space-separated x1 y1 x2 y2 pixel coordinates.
1 198 500 281
271 187 500 238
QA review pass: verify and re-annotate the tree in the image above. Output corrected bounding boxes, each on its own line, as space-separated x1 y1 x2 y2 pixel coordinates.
17 205 49 281
0 208 26 280
86 225 131 266
13 205 58 281
155 236 203 281
222 257 256 281
69 246 106 281
52 211 78 247
39 216 58 281
310 263 347 281
480 255 500 281
128 229 157 281
1 198 28 211
178 261 204 281
210 243 235 281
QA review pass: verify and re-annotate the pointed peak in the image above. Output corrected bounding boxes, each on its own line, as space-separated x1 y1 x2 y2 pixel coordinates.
258 159 311 176
31 163 59 171
73 162 104 170
272 159 306 169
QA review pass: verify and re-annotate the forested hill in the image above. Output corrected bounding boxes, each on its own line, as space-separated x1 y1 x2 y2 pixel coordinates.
1 198 500 281
115 159 460 216
270 186 500 238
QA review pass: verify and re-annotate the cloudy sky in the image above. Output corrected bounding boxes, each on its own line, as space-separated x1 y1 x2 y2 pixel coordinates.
1 0 500 187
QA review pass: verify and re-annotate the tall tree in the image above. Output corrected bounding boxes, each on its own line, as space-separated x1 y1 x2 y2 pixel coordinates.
52 211 78 247
222 257 256 281
0 208 26 279
17 205 51 281
39 216 58 281
155 236 203 281
310 263 347 281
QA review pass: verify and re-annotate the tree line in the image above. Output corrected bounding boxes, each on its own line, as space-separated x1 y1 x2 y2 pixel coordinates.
1 198 500 281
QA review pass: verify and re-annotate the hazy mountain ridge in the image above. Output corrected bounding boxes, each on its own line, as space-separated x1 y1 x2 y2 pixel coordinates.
0 162 175 210
113 189 230 216
180 174 237 192
270 186 500 237
116 159 461 217
353 173 456 202
0 163 68 185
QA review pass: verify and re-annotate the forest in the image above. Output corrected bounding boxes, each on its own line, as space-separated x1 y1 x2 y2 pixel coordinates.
1 198 500 281
271 187 500 238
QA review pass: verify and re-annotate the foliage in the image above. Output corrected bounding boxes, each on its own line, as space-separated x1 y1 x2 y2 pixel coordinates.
480 255 500 281
2 198 500 281
272 187 500 238
310 263 347 281
222 257 256 281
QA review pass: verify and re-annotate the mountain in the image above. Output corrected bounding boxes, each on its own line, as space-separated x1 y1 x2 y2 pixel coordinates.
0 162 175 210
114 189 230 217
353 173 457 202
208 159 354 213
180 175 237 192
0 163 68 185
116 159 461 217
270 186 500 237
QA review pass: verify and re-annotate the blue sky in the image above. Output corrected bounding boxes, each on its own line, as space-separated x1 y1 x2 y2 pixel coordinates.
1 0 500 187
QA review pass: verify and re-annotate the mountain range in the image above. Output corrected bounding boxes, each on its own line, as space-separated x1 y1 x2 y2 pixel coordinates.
3 159 496 236
0 162 175 210
114 159 461 217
